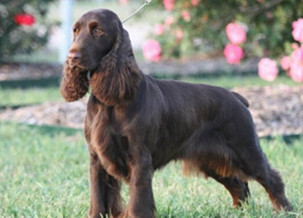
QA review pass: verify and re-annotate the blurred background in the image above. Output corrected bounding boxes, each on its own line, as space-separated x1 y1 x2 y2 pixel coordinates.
0 1 303 217
0 0 154 63
0 0 302 134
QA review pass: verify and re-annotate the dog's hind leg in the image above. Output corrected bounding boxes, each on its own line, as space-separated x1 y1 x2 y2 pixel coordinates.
225 123 291 211
204 169 250 207
233 139 292 211
253 162 292 211
234 140 292 211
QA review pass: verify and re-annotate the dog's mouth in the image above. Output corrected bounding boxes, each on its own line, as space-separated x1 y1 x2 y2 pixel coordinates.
68 59 99 75
68 59 87 70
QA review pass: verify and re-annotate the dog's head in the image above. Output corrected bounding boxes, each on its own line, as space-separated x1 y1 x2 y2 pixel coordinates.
61 9 141 104
67 9 121 71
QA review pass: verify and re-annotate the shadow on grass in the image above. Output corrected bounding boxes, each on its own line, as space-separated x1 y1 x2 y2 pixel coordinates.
28 123 82 137
0 104 37 110
1 121 81 137
261 134 302 145
0 77 60 89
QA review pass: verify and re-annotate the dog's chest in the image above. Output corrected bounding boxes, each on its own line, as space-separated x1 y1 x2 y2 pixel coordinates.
90 105 131 181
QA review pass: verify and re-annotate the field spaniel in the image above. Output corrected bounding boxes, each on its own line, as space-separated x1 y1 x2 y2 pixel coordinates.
60 9 291 218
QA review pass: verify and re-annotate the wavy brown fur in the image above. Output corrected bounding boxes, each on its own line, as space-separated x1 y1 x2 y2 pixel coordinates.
60 9 291 218
60 63 89 102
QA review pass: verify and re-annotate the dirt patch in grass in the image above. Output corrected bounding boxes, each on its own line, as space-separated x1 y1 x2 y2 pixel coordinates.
233 85 303 137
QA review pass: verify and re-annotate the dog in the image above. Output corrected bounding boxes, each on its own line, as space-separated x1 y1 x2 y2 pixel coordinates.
60 9 291 218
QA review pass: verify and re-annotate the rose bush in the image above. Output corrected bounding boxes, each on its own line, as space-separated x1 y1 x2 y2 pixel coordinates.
147 0 303 59
272 19 303 82
119 0 303 81
0 0 55 61
137 0 303 82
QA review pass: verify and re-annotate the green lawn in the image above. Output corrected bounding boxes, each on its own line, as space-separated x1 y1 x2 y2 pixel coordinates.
0 77 61 107
0 87 61 107
0 122 302 217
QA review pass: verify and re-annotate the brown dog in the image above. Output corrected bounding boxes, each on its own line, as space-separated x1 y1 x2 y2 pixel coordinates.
60 9 291 218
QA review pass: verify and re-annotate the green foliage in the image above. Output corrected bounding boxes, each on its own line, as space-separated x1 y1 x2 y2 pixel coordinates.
0 0 56 61
0 122 302 217
150 0 303 59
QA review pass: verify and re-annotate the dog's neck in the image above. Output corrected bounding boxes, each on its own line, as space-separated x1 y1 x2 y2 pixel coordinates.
89 60 142 106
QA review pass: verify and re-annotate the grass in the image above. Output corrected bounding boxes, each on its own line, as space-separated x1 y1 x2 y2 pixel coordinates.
0 77 61 107
0 87 61 107
0 122 302 217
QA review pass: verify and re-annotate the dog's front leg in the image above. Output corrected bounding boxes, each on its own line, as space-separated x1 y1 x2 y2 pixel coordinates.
124 149 155 218
88 152 123 218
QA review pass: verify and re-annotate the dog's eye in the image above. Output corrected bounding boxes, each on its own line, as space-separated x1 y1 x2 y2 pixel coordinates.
73 27 80 35
93 28 104 36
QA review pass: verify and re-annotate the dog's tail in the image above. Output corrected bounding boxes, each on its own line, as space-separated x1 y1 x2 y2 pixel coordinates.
232 92 249 107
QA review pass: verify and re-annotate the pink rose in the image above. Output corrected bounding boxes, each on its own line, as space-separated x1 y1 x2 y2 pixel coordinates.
292 18 303 42
289 47 303 82
291 47 303 63
182 10 191 22
280 56 291 71
163 0 174 11
119 0 129 5
258 58 279 82
292 43 299 50
226 22 247 45
289 62 303 82
154 24 165 35
223 44 244 64
165 16 174 27
142 40 162 62
191 0 199 6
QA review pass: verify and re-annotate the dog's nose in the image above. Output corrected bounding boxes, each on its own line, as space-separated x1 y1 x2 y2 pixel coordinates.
67 51 81 60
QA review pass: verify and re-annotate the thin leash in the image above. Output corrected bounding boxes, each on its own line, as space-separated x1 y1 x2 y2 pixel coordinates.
122 0 153 24
87 0 152 81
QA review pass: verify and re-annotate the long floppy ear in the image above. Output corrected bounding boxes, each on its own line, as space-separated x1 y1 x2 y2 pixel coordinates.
90 20 142 106
60 62 89 102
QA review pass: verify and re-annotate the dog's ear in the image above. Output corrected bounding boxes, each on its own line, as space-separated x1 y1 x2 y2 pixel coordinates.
90 20 141 106
99 20 122 74
60 62 89 102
